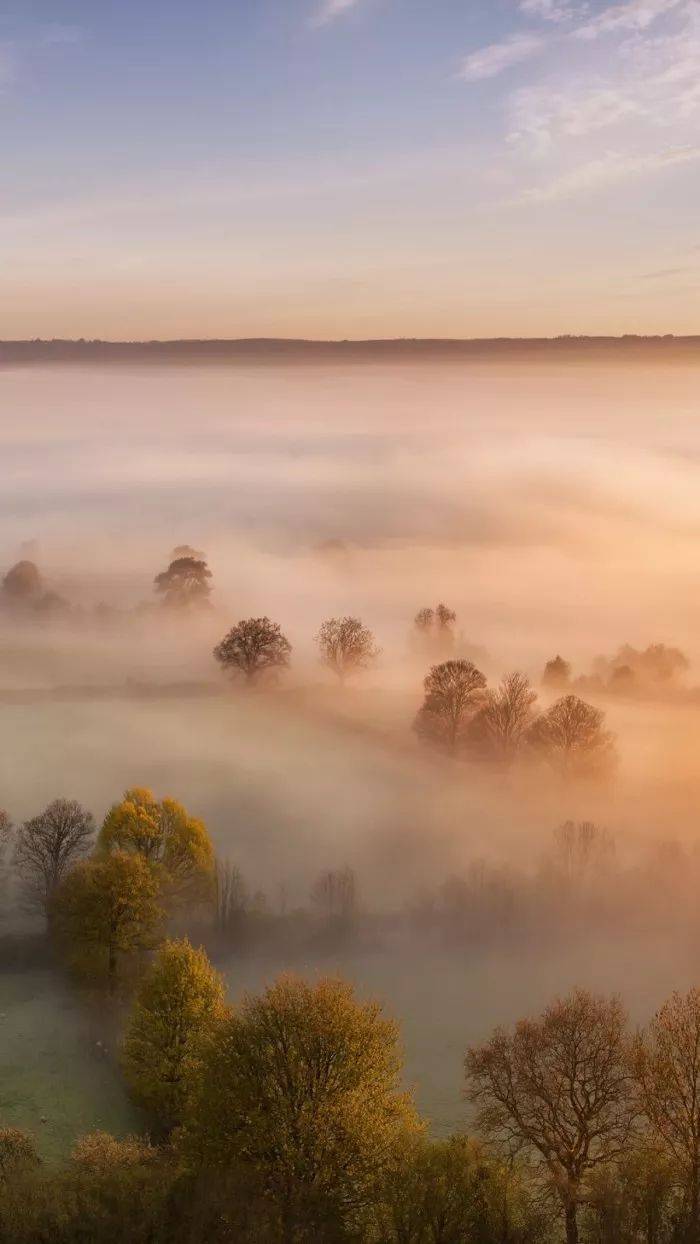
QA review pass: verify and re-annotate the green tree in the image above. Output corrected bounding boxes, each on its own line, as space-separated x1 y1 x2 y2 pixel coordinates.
213 617 292 685
55 851 162 992
121 938 227 1136
99 788 214 905
184 974 419 1240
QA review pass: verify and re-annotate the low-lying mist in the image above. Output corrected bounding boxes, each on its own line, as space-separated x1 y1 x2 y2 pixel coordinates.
3 356 700 1142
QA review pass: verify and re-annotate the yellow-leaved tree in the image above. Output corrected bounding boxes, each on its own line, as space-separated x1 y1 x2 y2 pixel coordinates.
99 788 214 906
55 851 162 992
121 938 227 1136
183 974 420 1239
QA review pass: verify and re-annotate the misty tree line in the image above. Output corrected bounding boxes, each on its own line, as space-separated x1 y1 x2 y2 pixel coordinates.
3 795 700 967
5 791 700 1239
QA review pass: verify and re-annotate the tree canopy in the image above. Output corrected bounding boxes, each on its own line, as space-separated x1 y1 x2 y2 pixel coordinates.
99 788 214 904
14 799 95 920
414 659 487 752
184 974 419 1236
121 939 227 1135
316 616 380 682
213 617 291 684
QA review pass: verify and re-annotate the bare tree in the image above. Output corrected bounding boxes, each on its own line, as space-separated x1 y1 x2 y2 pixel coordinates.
550 820 615 889
466 989 633 1244
316 616 380 684
214 617 292 684
154 555 212 609
413 603 457 656
632 989 700 1239
542 655 572 690
14 799 95 921
528 694 615 778
213 857 249 940
468 672 538 767
311 866 358 922
414 660 487 753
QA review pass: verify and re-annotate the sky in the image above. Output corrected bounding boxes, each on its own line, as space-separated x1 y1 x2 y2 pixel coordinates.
1 0 699 338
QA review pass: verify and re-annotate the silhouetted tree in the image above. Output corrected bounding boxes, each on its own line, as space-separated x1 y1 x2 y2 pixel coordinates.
316 616 380 683
213 857 249 940
213 617 291 684
311 866 358 934
14 799 95 922
1 561 43 607
154 556 212 609
414 660 487 753
542 655 571 690
632 988 700 1240
550 820 615 890
468 672 538 767
466 989 633 1244
528 694 614 778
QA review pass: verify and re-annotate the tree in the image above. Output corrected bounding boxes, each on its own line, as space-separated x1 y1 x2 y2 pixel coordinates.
414 660 487 753
0 1129 39 1182
468 672 538 768
213 857 249 941
376 1134 548 1244
184 974 419 1238
14 799 95 922
99 788 214 905
632 989 700 1240
542 656 571 690
316 617 380 683
466 989 633 1244
528 694 615 778
549 820 615 890
121 939 227 1136
1 560 43 606
413 603 457 657
55 851 161 992
213 617 291 684
311 866 358 940
154 555 212 609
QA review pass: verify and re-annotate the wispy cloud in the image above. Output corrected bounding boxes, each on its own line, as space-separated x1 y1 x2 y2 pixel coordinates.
516 144 700 202
459 33 545 82
310 0 363 28
518 0 584 21
575 0 685 39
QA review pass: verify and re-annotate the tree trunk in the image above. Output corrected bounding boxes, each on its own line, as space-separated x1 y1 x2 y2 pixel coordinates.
564 1198 579 1244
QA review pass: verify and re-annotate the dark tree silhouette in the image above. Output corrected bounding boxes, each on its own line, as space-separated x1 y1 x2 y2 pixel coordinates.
466 990 633 1244
14 799 95 921
1 560 43 605
311 866 358 928
528 693 614 778
414 660 487 753
542 655 571 690
154 556 212 609
316 617 380 683
468 672 538 767
214 617 291 684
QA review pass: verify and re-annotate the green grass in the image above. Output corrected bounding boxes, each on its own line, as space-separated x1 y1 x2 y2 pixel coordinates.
0 971 139 1162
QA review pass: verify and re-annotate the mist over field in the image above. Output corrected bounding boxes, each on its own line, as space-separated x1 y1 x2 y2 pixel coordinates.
3 355 700 1149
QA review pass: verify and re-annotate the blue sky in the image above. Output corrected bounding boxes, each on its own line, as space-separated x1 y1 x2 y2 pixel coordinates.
1 0 699 337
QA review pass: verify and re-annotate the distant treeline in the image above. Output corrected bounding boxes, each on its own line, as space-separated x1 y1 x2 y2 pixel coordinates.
2 336 700 365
